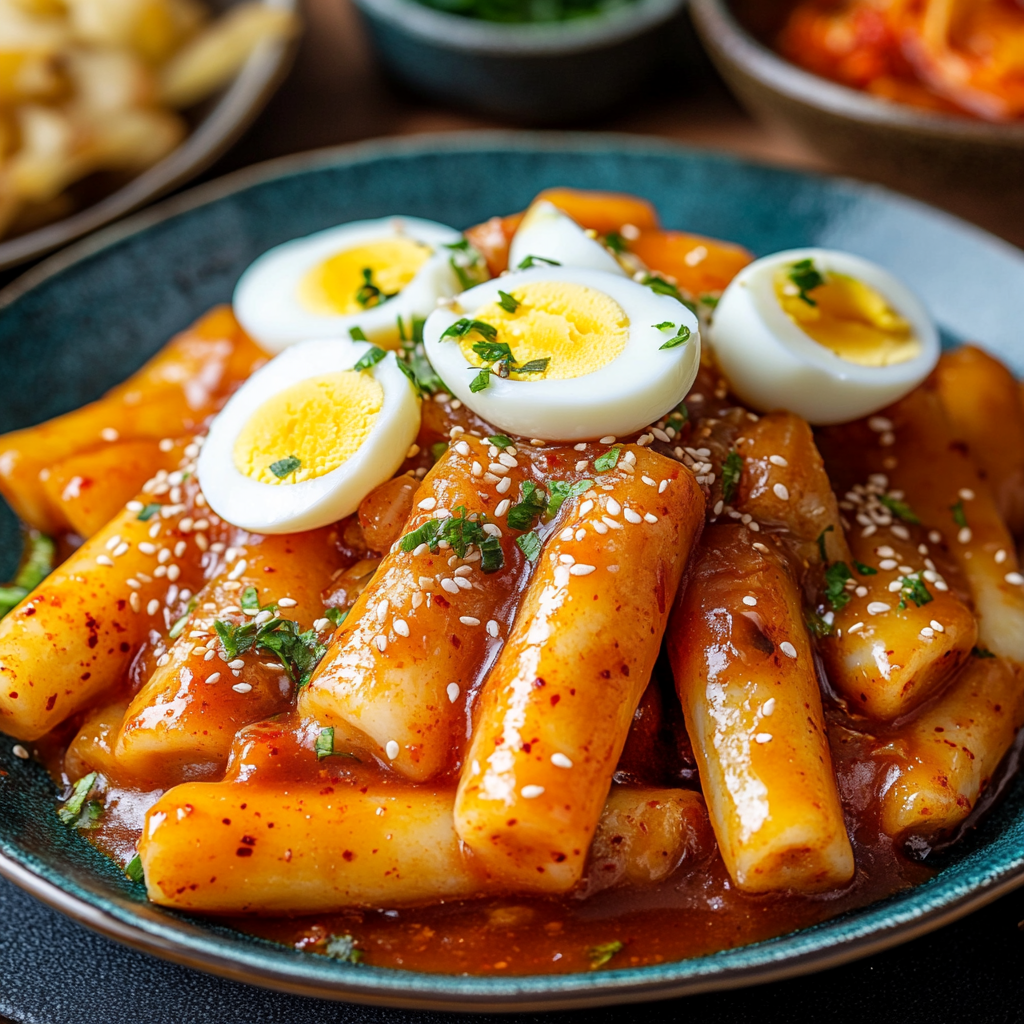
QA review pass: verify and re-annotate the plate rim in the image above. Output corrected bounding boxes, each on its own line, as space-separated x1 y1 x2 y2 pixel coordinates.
2 130 1024 1010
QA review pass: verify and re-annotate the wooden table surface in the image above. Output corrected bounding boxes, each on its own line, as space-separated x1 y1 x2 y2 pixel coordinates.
211 0 1024 250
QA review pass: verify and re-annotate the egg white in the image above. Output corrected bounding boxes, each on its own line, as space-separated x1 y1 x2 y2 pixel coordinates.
508 200 626 277
709 248 939 425
233 217 465 354
198 339 420 534
424 267 700 441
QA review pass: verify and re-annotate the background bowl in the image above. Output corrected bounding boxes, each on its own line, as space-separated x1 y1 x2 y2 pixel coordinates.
2 133 1024 1011
689 0 1024 199
352 0 692 122
0 0 300 273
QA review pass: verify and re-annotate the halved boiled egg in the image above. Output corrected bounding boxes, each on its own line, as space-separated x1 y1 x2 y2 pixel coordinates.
233 217 468 354
423 267 700 440
508 200 626 277
709 248 939 425
198 339 420 533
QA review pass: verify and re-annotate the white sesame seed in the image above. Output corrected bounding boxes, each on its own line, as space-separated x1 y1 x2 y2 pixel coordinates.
848 621 864 634
157 548 171 564
204 671 222 684
144 598 158 615
13 744 30 759
498 452 518 468
314 618 331 631
496 477 512 494
768 455 789 467
374 635 387 652
659 479 669 494
575 528 587 541
641 476 656 487
891 525 910 540
129 592 141 613
862 524 877 537
742 596 757 606
100 427 119 442
600 436 616 445
868 416 893 432
551 753 573 769
876 546 895 557
126 500 143 512
575 460 589 472
928 619 945 633
105 534 122 552
996 549 1008 564
228 559 247 580
929 530 942 544
232 682 252 694
780 641 797 659
96 554 114 567
559 528 574 541
418 497 437 511
386 740 400 759
447 682 460 703
413 543 429 557
1005 572 1024 586
754 733 773 744
958 527 973 544
488 463 509 476
867 602 891 615
204 649 216 661
494 498 511 517
228 659 245 670
530 438 545 447
762 698 776 717
579 499 594 516
454 441 470 457
773 483 789 501
393 619 410 637
959 488 975 501
888 580 903 593
278 597 297 608
173 541 186 558
569 564 596 576
167 565 181 582
559 554 575 565
471 461 483 477
855 585 869 597
601 516 622 531
879 559 898 571
441 578 459 594
376 599 389 622
521 785 545 799
454 576 472 590
920 627 934 638
460 616 481 626
592 521 609 535
623 508 642 524
606 498 621 516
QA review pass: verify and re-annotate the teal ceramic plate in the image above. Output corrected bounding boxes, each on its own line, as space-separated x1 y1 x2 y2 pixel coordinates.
1 133 1023 1012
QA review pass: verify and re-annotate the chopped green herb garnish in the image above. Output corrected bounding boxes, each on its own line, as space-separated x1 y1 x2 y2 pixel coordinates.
506 482 547 531
214 617 327 687
641 273 686 306
788 258 826 306
353 345 387 372
314 726 360 761
546 479 593 519
399 506 505 573
355 267 395 308
136 503 162 521
652 321 676 331
58 772 98 825
349 326 368 342
898 574 933 610
488 435 514 449
593 447 621 472
472 340 515 367
394 356 419 391
854 561 878 576
324 607 347 628
241 586 260 613
588 940 624 970
972 646 996 659
667 401 689 428
516 532 542 562
168 597 199 639
659 324 692 350
270 456 301 479
878 494 921 524
324 933 364 963
721 450 743 504
806 610 834 638
604 231 627 254
470 368 492 393
700 294 720 309
824 561 853 611
516 254 560 269
398 316 446 396
430 441 449 461
86 800 104 826
816 525 834 563
445 238 488 290
440 318 498 343
950 500 968 529
497 290 520 313
125 854 144 883
516 358 550 374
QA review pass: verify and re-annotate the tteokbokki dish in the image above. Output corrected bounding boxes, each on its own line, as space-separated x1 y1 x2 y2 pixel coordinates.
1 188 1022 975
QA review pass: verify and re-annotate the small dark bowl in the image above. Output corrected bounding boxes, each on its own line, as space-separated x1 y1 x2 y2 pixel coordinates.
690 0 1024 196
353 0 690 122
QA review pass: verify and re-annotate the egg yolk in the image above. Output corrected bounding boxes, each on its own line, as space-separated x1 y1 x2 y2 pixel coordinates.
298 238 432 316
462 281 629 381
775 269 920 367
233 371 383 484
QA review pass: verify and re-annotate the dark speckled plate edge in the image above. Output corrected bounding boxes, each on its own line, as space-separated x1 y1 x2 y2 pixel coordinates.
1 131 1024 1011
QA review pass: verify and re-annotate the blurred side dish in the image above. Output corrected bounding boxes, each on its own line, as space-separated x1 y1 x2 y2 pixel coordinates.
0 0 299 241
779 0 1024 122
